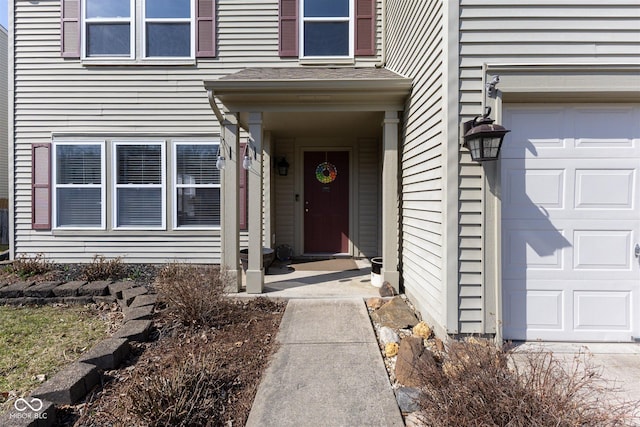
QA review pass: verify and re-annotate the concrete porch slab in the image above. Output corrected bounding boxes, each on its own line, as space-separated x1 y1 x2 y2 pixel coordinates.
230 259 382 299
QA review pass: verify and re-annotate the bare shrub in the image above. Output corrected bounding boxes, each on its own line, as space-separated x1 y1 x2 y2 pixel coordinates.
154 263 227 326
9 253 54 278
81 255 126 282
122 334 235 427
414 339 639 427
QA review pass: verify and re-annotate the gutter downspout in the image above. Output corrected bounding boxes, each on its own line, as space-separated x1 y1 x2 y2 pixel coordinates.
207 89 250 133
207 90 226 126
374 0 387 68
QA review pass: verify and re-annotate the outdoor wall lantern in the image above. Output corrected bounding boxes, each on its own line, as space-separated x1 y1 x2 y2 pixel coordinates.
242 142 252 170
463 107 510 162
276 157 290 176
215 141 226 170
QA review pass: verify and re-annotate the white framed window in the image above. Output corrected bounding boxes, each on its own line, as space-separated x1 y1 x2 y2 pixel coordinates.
52 142 106 229
300 0 353 58
114 141 166 229
83 0 135 58
81 0 195 59
173 142 220 229
143 0 195 58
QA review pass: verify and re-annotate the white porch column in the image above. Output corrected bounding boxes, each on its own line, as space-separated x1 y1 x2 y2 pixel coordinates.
263 131 273 248
382 110 400 291
246 112 264 293
221 114 241 292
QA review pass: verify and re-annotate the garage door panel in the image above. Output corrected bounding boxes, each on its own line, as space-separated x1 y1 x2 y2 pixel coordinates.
501 108 567 159
574 291 631 331
502 221 568 276
575 169 635 209
503 168 565 211
574 230 632 270
503 287 564 334
574 107 639 147
502 103 640 342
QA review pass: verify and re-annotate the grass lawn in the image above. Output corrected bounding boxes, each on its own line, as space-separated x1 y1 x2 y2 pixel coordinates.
0 304 110 412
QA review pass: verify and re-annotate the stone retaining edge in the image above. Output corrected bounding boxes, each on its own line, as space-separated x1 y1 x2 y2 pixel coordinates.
0 290 156 427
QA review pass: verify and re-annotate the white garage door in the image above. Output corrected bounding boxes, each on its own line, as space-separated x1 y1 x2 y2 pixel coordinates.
501 104 640 342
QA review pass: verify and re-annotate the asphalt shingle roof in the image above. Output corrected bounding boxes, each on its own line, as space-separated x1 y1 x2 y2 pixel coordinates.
219 67 405 81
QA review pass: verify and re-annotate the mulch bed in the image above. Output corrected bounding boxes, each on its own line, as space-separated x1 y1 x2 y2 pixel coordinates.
60 298 286 427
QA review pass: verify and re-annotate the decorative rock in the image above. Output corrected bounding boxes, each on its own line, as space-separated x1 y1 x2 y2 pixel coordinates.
435 337 445 352
395 387 423 414
371 296 419 329
385 342 399 357
366 297 384 310
24 282 62 298
52 281 86 297
395 336 436 387
79 281 111 297
379 281 397 297
379 326 400 345
412 321 432 340
31 362 99 405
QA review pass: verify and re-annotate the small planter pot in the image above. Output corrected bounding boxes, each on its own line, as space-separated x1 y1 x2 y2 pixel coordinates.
240 248 275 274
371 257 383 287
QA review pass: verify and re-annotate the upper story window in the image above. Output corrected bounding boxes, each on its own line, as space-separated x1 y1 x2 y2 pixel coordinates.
62 0 216 60
85 0 134 58
82 0 194 59
144 0 193 57
301 0 352 58
279 0 375 59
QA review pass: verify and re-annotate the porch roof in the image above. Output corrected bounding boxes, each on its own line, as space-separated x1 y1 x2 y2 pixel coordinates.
204 67 412 112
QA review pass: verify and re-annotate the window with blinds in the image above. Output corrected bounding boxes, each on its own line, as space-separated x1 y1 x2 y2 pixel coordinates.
115 142 165 228
174 143 220 228
54 143 105 228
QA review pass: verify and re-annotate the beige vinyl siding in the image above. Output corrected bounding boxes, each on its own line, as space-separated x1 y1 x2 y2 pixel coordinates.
12 0 384 263
274 139 295 250
356 137 380 258
385 1 448 332
458 0 640 332
0 27 7 201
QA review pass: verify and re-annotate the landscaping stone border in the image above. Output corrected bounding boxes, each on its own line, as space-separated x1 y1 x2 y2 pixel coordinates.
0 281 157 427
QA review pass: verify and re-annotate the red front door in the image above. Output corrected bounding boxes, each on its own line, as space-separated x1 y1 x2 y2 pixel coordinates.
304 151 349 253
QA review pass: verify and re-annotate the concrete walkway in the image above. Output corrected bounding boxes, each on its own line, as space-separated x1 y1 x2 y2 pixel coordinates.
246 298 404 427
